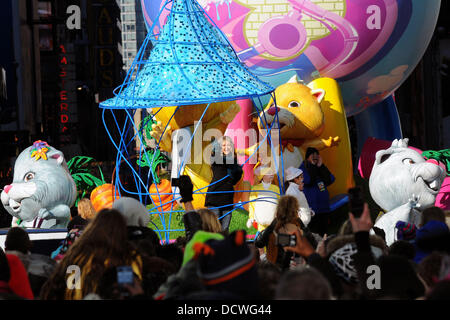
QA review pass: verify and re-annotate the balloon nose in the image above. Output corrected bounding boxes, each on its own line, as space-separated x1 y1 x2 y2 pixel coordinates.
4 185 12 194
267 106 280 116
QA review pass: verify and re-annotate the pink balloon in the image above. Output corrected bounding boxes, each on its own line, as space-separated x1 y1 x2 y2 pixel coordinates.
225 99 254 183
141 0 442 116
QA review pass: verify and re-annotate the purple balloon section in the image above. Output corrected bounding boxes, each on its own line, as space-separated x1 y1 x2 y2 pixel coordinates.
140 0 440 117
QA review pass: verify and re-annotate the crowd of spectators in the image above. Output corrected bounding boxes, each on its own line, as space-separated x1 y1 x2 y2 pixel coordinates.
1 173 449 301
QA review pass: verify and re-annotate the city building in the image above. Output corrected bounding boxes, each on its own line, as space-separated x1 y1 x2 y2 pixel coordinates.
119 0 147 73
0 0 125 186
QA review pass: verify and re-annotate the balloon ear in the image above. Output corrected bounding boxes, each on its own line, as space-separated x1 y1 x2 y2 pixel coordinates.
287 75 302 84
50 152 64 165
391 138 409 149
375 149 393 165
311 89 325 103
192 242 215 260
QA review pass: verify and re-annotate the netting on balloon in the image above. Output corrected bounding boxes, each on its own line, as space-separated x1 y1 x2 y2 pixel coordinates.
100 0 273 110
101 98 288 243
99 0 289 243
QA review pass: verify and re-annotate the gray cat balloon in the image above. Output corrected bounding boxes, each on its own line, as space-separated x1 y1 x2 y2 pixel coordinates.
1 141 76 228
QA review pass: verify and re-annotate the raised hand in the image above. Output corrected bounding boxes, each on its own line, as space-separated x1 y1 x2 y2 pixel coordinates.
317 155 323 167
407 194 421 209
283 229 315 258
348 203 373 233
150 121 173 152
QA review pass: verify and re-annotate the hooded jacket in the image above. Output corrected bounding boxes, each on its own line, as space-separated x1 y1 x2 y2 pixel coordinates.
414 220 450 264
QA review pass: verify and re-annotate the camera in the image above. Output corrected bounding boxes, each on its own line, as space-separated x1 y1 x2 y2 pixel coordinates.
117 266 134 286
348 187 364 218
116 266 134 298
171 177 179 187
276 233 296 247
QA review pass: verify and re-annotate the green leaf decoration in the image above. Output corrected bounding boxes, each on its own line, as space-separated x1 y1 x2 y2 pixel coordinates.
135 115 172 184
68 155 107 206
137 148 170 185
422 149 450 176
138 114 157 149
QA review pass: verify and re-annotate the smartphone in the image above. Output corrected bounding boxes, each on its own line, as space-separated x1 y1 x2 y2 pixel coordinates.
348 187 364 218
276 233 296 247
171 178 179 187
117 266 134 286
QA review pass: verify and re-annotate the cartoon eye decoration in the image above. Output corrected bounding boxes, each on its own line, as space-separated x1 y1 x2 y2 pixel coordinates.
288 101 301 108
24 172 35 182
402 158 415 165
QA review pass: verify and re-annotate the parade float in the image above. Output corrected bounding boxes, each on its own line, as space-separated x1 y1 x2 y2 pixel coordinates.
1 0 445 248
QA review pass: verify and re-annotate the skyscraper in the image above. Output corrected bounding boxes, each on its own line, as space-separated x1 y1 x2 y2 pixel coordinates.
119 0 147 72
118 0 148 150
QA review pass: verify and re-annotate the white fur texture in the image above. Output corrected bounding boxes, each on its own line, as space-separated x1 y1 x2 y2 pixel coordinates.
369 139 445 245
1 145 77 228
281 147 304 172
259 108 296 133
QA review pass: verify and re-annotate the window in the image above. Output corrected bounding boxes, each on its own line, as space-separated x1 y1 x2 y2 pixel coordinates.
38 24 53 51
37 1 52 19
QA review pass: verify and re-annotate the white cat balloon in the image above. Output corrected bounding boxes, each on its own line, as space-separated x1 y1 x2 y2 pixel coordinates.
369 139 445 245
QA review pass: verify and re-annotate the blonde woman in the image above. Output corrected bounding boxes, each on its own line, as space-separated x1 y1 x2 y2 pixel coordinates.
67 198 97 231
78 198 97 220
197 208 222 233
205 136 243 231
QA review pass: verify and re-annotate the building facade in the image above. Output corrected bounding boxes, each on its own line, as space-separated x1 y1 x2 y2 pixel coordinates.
119 0 147 73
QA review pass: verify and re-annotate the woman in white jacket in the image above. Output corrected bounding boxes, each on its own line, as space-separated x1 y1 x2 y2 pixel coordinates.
284 167 315 226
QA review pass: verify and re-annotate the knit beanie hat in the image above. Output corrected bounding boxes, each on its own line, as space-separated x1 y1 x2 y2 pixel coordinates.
328 243 359 284
395 221 417 241
6 254 34 299
112 197 150 227
182 230 224 266
195 230 259 298
327 235 386 285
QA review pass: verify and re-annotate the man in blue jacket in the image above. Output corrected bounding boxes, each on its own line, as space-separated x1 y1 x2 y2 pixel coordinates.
300 147 335 235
